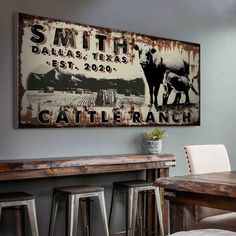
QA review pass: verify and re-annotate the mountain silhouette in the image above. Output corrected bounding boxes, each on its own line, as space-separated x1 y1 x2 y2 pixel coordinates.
27 69 144 95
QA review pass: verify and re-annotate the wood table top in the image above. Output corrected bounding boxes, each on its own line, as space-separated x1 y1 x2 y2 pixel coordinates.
0 153 176 181
154 171 236 198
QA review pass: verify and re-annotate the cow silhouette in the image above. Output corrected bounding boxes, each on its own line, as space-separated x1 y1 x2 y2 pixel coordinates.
134 45 189 109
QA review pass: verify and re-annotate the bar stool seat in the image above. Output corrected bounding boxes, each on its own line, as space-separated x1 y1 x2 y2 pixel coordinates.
109 180 164 236
49 185 109 236
113 180 156 188
0 191 39 236
0 191 35 202
55 185 104 194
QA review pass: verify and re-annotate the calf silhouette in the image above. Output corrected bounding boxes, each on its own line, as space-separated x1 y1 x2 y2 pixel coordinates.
163 70 199 105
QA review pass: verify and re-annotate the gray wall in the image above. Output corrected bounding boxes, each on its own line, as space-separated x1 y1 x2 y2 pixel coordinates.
1 0 236 235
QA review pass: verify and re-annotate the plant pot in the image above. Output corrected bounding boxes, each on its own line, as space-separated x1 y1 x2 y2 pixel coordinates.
147 140 162 154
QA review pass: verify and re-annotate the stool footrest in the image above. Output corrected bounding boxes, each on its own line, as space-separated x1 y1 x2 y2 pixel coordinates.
111 230 127 235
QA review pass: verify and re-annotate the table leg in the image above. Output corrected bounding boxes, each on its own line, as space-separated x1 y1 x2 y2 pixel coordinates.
169 201 195 233
146 169 158 235
146 168 169 236
163 199 170 236
160 169 169 236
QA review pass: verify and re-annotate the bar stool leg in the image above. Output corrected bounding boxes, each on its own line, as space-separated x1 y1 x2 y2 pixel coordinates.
49 193 59 236
80 198 91 236
0 207 2 221
127 188 134 236
166 200 170 236
85 198 91 236
67 194 79 236
154 188 164 236
98 191 109 236
108 188 117 234
26 199 39 236
137 193 144 236
131 189 139 236
13 206 25 236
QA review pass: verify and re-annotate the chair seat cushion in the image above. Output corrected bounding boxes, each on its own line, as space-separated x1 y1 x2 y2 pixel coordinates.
198 212 236 232
196 206 229 221
170 229 236 236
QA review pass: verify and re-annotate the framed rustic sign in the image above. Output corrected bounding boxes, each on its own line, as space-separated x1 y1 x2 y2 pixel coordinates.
17 13 200 128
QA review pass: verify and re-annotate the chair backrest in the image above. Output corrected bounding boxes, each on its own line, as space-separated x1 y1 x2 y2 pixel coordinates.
184 144 231 222
184 144 231 175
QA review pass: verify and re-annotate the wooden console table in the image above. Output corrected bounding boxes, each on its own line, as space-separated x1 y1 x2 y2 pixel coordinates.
0 153 176 235
0 153 176 181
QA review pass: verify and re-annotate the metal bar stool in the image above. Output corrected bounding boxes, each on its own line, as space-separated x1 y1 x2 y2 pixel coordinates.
49 185 109 236
109 180 164 236
0 191 39 236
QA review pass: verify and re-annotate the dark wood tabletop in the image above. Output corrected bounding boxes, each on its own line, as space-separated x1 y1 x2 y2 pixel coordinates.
0 153 176 181
154 170 236 234
154 170 236 198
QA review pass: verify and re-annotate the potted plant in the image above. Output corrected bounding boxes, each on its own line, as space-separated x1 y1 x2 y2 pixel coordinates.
145 127 167 154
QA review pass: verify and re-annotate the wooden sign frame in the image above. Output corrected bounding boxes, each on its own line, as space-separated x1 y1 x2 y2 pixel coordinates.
17 13 200 128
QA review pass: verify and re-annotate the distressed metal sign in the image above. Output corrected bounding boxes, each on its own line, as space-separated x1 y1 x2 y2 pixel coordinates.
17 13 200 128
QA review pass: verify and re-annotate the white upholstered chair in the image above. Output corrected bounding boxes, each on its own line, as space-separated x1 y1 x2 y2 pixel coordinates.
184 144 236 232
170 229 236 236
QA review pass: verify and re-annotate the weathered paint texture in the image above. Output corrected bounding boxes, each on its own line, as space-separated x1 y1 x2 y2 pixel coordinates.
17 13 200 128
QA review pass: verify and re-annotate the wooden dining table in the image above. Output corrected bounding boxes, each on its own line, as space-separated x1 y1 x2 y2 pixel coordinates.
154 170 236 235
0 153 176 236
